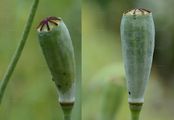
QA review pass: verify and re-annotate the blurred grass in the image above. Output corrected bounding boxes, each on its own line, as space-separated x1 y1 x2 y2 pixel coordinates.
0 0 81 120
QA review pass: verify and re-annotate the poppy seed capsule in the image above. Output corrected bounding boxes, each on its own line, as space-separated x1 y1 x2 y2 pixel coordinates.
120 9 155 104
37 17 76 103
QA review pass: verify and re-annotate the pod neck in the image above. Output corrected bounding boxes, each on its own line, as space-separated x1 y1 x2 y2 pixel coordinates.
129 102 143 120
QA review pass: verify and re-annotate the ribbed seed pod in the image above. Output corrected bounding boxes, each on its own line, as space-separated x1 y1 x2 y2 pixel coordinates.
37 17 76 104
120 8 155 116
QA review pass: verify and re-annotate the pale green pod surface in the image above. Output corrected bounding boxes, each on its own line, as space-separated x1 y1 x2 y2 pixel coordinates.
120 9 155 103
37 17 76 103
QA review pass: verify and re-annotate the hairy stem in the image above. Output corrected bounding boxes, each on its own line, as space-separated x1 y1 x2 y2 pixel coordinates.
0 0 39 104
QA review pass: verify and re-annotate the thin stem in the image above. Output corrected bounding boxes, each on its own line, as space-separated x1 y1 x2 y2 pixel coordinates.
0 0 39 104
129 103 142 120
130 109 140 120
60 102 74 120
64 114 71 120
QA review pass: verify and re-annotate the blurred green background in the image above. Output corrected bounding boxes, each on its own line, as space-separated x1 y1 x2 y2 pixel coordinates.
0 0 81 120
83 0 174 120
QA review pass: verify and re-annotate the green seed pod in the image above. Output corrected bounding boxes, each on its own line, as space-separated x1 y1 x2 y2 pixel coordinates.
37 17 76 104
120 8 155 104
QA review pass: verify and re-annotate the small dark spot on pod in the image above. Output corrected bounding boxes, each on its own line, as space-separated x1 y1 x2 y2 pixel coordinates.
129 91 131 95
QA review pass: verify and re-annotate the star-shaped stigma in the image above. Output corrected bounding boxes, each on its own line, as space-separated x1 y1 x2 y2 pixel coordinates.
37 16 61 32
132 8 151 15
124 8 151 15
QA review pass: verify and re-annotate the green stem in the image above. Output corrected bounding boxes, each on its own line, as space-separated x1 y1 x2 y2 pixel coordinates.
0 0 39 104
130 109 140 120
64 114 71 120
60 102 74 120
129 103 142 120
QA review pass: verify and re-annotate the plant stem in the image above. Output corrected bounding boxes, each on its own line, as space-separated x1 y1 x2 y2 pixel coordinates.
129 103 142 120
60 102 74 120
0 0 39 104
64 114 71 120
130 109 140 120
63 106 72 120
